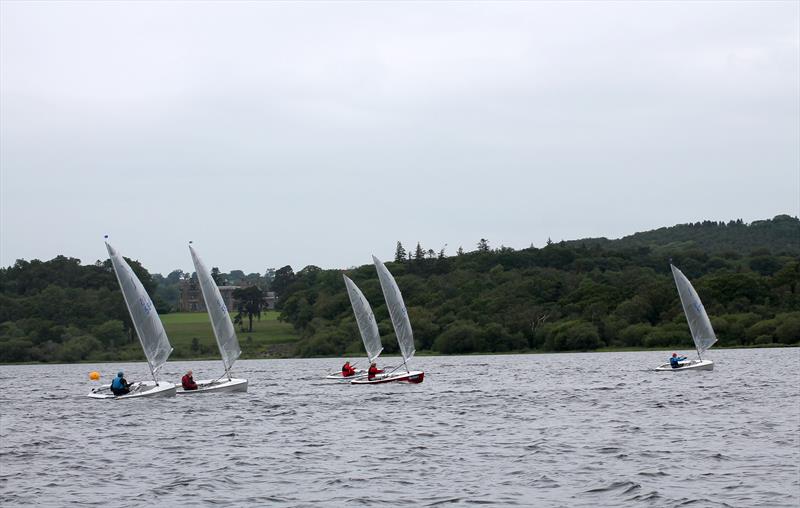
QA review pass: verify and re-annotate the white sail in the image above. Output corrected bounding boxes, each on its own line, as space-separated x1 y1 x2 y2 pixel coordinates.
106 242 173 380
671 264 717 357
372 255 415 365
343 275 383 363
189 244 241 376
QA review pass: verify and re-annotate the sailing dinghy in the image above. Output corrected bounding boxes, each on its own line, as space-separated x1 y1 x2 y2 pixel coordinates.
177 243 248 394
88 241 176 399
351 256 424 385
325 276 384 381
655 264 716 372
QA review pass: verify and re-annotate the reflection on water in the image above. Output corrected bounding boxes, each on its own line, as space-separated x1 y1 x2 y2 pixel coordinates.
1 348 799 507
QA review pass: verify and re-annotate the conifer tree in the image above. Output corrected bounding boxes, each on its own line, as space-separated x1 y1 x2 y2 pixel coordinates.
394 242 407 263
414 242 425 260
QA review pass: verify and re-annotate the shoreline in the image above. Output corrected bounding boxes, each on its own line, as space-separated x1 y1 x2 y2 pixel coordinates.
1 343 796 366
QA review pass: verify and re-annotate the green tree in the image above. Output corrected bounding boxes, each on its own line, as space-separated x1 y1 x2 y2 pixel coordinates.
773 261 799 294
0 337 34 362
228 270 246 284
749 256 781 276
394 242 407 263
263 268 276 290
614 296 654 324
91 320 125 346
233 286 264 332
543 320 601 351
433 321 484 354
211 267 224 285
414 242 425 261
774 313 800 344
271 265 295 299
166 269 184 284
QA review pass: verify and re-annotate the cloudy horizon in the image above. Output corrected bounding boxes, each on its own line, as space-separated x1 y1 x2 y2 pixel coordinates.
2 1 798 275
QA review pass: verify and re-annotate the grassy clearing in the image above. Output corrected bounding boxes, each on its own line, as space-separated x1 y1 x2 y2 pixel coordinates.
160 311 299 358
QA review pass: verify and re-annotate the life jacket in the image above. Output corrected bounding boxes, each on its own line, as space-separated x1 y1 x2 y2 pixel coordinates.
111 377 125 390
368 366 383 380
670 357 680 368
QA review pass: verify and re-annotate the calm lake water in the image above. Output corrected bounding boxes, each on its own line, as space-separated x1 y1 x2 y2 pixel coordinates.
1 348 798 507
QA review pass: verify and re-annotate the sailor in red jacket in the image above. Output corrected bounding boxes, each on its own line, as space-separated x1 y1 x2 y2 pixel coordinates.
341 361 357 377
368 362 384 381
182 370 198 390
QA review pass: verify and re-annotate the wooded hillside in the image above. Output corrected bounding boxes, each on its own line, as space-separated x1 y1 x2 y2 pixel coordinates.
276 215 799 357
1 215 797 362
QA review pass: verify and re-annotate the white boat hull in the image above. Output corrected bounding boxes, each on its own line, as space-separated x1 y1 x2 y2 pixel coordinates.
325 369 367 381
351 370 425 385
88 381 176 399
176 378 248 394
655 359 714 372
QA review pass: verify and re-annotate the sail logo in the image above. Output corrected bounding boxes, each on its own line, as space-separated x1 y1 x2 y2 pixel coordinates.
138 296 152 315
693 301 703 313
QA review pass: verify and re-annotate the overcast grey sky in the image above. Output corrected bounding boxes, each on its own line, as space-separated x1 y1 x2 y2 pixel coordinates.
1 1 798 275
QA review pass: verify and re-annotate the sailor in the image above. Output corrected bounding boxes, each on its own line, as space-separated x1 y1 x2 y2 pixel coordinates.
110 371 132 396
181 370 198 390
670 353 687 369
342 361 356 377
367 362 384 381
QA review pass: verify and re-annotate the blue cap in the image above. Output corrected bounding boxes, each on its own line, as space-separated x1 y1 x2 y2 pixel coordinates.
117 371 124 377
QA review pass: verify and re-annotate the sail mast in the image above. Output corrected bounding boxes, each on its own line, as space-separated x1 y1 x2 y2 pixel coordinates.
671 264 717 360
189 243 241 379
106 239 173 383
343 275 383 364
372 255 415 371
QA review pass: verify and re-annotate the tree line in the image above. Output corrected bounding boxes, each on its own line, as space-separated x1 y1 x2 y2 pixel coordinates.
0 256 275 362
0 215 797 362
0 256 153 362
275 215 800 357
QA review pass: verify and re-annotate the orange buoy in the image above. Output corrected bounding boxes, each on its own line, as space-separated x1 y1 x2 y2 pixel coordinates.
89 371 100 381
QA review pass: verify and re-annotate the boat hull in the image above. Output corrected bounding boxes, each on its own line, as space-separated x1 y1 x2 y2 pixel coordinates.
655 359 714 372
325 369 367 381
351 370 424 385
88 381 176 399
176 378 248 394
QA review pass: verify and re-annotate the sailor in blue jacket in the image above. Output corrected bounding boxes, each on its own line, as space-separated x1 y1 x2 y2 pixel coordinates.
110 371 132 395
670 353 687 369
